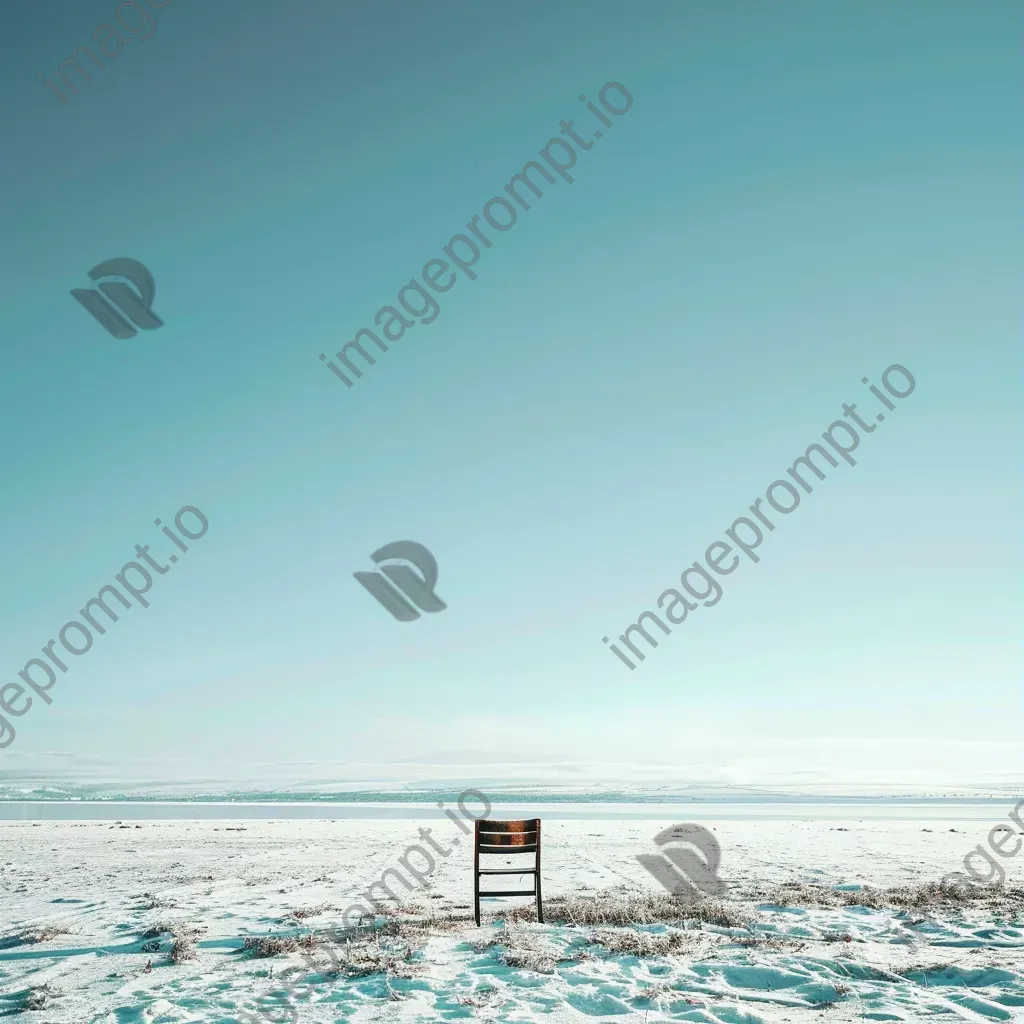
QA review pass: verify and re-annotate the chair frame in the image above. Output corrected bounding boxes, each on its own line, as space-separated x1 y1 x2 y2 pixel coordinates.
473 818 543 925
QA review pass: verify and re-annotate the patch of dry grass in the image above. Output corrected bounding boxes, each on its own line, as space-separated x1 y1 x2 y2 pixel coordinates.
24 984 53 1010
376 912 472 938
587 927 694 957
316 934 424 980
310 909 471 949
0 924 73 950
453 986 499 1008
895 962 957 979
475 921 590 974
499 940 559 972
761 880 1024 915
140 920 177 939
242 933 317 958
282 904 333 924
135 891 178 911
170 934 197 964
636 981 711 1010
19 924 72 944
169 923 206 964
383 900 430 917
732 933 797 951
520 888 751 930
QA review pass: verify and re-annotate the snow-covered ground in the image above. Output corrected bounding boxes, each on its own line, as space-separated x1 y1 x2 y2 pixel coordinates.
1 811 1022 1022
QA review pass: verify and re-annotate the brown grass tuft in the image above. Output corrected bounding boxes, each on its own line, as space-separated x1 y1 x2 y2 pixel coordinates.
24 984 53 1010
587 927 694 957
19 925 72 944
522 888 751 930
282 904 332 923
315 934 424 980
243 933 317 958
478 921 589 974
762 880 1024 915
169 923 206 964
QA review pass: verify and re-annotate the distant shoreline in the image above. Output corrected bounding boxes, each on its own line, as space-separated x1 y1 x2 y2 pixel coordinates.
0 793 1014 804
1 795 1016 822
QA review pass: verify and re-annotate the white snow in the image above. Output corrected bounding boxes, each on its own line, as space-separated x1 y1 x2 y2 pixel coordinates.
1 807 1022 1022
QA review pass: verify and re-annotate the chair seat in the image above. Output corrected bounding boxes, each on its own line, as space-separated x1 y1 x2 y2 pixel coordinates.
478 867 538 875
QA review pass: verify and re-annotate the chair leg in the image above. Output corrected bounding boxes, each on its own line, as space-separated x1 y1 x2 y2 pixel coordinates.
473 820 481 926
536 871 543 924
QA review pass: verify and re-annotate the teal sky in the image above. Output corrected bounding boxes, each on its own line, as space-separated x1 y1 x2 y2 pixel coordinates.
0 1 1019 788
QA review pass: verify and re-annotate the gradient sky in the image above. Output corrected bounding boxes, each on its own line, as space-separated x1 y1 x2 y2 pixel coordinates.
0 1 1019 789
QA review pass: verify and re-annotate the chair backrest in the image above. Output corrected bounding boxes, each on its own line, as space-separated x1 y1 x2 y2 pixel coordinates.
475 818 540 855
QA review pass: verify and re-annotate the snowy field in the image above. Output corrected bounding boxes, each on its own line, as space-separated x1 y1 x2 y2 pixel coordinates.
2 810 1023 1023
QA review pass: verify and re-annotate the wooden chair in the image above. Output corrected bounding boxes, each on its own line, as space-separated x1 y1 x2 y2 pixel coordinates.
473 818 543 925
